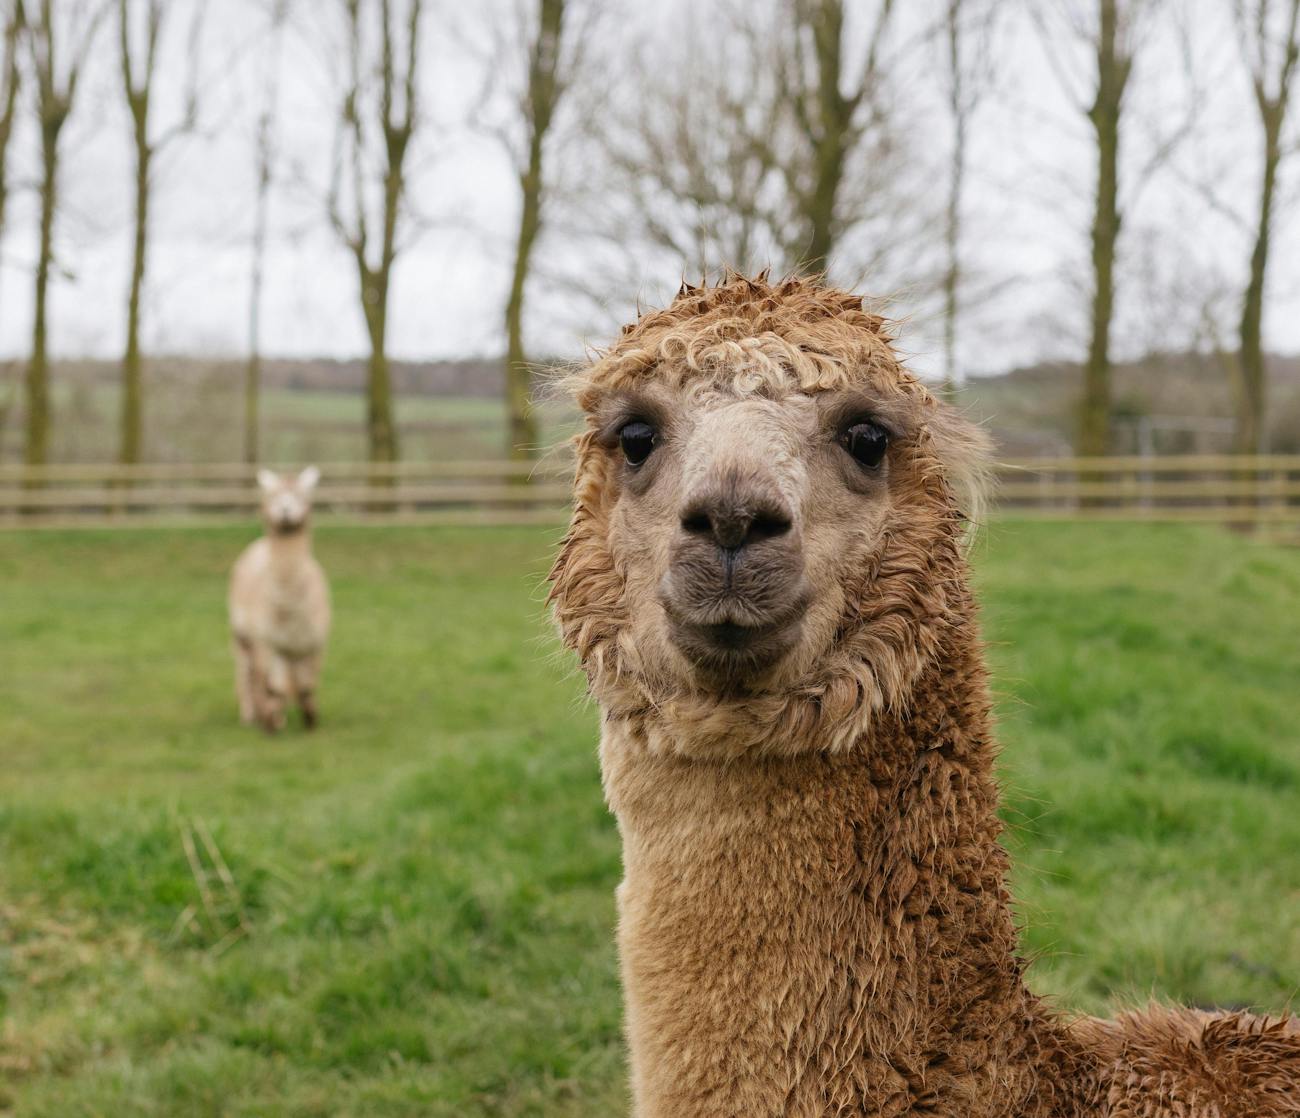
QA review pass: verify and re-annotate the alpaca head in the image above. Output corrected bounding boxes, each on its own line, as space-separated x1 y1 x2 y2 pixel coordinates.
257 466 320 535
550 274 993 759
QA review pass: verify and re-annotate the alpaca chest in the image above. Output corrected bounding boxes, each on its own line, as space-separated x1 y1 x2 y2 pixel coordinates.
604 739 1040 1117
262 581 324 656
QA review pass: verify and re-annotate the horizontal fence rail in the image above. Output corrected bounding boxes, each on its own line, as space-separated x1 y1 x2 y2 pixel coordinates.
0 459 573 527
994 455 1300 524
1 455 1299 527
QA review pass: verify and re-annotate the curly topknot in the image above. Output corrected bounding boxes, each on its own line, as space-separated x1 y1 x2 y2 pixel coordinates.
567 270 915 409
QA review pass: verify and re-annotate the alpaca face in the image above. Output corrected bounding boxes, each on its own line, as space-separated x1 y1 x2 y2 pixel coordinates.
592 383 900 691
550 275 991 754
257 466 319 535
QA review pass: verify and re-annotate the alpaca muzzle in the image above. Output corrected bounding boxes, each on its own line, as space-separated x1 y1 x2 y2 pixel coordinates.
660 477 809 678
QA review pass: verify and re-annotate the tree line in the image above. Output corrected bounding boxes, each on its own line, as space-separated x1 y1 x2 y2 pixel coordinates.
0 0 1297 466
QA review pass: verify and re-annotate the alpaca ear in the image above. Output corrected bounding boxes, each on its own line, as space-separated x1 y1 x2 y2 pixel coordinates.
298 465 320 492
257 468 280 493
923 399 996 527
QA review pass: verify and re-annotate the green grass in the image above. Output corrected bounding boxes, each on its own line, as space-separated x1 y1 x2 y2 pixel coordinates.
1 522 1298 1115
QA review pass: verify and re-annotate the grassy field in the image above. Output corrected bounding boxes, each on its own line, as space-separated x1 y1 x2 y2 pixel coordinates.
1 522 1298 1116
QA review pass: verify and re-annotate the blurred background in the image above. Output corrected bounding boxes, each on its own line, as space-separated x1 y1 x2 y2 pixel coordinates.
0 0 1296 472
1 2 1298 1117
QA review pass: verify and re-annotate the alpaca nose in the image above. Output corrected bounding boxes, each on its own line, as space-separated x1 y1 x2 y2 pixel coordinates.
679 487 793 551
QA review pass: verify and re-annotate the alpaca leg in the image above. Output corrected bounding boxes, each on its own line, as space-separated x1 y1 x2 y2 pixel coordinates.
291 654 322 730
257 652 289 734
232 635 257 725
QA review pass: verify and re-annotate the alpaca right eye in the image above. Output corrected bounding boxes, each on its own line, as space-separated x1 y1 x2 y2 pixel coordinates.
839 420 889 470
619 421 657 466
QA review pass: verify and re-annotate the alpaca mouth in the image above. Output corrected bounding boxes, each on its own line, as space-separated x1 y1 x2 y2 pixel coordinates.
663 590 810 680
698 620 767 649
669 615 802 679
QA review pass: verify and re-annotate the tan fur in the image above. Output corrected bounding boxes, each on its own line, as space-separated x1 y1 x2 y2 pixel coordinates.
229 467 330 732
549 274 1299 1116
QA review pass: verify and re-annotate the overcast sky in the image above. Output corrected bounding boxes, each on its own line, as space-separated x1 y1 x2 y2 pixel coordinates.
0 0 1295 380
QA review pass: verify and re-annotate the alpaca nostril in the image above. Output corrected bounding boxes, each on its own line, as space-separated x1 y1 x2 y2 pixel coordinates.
748 509 792 540
681 510 713 537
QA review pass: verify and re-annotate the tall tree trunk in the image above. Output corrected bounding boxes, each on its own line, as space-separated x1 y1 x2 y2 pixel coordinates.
245 262 264 463
366 262 398 466
0 1 20 325
804 136 846 276
120 105 149 464
786 0 894 276
244 4 285 465
329 0 422 467
504 180 540 460
1079 126 1118 458
1235 117 1280 455
504 0 565 463
117 0 202 466
800 0 850 275
941 0 966 395
361 267 397 463
366 125 407 466
1227 0 1300 456
23 0 104 469
1079 0 1128 458
26 116 60 466
245 131 271 457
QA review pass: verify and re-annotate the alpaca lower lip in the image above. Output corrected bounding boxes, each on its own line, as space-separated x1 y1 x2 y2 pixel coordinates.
698 620 771 649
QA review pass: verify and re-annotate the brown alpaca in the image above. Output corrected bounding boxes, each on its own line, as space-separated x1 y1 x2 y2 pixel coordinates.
548 274 1299 1117
229 467 330 732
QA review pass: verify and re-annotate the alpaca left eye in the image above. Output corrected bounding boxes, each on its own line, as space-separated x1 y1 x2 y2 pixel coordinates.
619 420 657 466
840 421 888 469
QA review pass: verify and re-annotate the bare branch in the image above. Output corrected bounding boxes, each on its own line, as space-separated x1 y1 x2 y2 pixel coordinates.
315 0 426 462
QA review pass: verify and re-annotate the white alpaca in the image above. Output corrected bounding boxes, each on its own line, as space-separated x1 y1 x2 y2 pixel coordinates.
228 467 331 731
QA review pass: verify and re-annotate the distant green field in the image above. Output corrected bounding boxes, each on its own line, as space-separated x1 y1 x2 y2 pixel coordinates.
0 381 580 465
1 523 1298 1116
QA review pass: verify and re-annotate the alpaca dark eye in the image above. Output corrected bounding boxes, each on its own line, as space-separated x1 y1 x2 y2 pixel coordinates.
840 421 888 469
619 420 656 466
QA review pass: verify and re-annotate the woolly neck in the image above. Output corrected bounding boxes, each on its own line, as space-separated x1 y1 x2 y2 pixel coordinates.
598 602 1094 1117
265 522 313 564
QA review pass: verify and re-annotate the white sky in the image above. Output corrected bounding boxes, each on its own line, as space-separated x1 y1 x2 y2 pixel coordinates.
0 0 1295 379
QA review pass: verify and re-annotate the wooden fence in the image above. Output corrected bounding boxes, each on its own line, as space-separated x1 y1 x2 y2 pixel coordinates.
993 454 1300 523
2 455 1299 527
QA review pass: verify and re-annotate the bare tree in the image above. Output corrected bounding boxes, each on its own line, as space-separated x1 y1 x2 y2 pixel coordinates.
326 0 424 464
0 1 22 288
0 1 20 441
501 0 570 462
591 12 791 279
1079 0 1138 457
1230 0 1300 454
782 0 896 274
938 0 997 393
1034 1 1159 457
587 1 908 298
1032 2 1202 457
24 0 108 466
116 0 203 465
245 0 289 464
